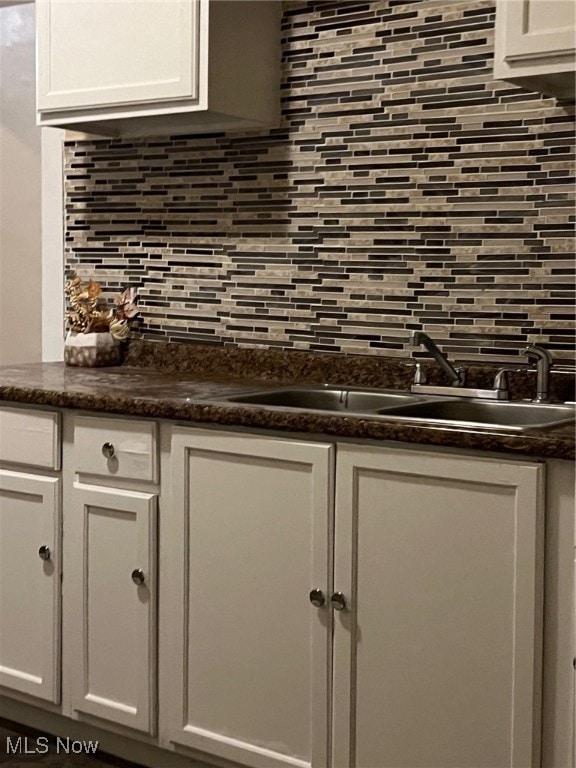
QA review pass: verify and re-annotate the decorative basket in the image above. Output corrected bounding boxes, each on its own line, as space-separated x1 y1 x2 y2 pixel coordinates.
64 331 121 368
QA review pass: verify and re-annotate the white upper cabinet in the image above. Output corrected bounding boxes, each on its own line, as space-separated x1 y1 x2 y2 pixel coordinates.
494 0 576 99
37 0 200 112
36 0 281 137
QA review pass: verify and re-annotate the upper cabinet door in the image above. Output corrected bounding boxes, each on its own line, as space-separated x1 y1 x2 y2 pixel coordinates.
494 0 575 99
36 0 202 112
35 0 280 136
500 0 576 60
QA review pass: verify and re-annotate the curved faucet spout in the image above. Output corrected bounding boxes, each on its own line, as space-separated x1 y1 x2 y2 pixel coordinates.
410 331 464 386
525 345 552 403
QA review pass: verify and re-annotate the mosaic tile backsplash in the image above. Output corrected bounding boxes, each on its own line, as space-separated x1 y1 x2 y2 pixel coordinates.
64 0 576 363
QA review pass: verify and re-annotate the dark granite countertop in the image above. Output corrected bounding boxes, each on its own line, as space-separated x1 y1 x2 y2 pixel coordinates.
0 341 574 461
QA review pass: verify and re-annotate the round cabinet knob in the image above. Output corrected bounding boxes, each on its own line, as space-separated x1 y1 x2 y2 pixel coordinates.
309 588 325 608
102 442 115 459
38 545 51 561
330 592 347 611
131 569 145 586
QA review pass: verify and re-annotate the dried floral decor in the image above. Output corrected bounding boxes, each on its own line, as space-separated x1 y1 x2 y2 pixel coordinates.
65 272 139 339
64 272 139 366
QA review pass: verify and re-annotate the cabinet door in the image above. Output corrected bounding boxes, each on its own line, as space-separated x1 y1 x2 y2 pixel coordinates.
165 429 334 768
0 469 60 703
37 0 202 112
573 538 576 768
68 483 157 734
333 446 544 768
498 0 575 60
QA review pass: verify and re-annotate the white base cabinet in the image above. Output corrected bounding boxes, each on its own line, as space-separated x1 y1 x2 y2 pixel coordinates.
164 429 546 768
1 404 572 768
67 482 157 735
332 445 544 768
540 459 576 768
0 469 61 703
0 406 61 706
36 0 281 137
163 429 334 768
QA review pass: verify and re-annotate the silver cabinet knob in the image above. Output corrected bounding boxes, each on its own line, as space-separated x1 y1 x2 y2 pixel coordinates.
330 592 347 611
38 545 51 561
102 442 115 459
309 588 325 607
131 568 145 586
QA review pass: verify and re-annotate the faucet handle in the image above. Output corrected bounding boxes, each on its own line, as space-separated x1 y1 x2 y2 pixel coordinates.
413 363 427 385
493 369 509 393
454 366 466 387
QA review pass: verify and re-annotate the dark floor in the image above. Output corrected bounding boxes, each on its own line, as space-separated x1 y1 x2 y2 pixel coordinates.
0 719 144 768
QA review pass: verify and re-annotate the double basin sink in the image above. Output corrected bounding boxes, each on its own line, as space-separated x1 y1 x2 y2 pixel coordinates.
219 385 576 432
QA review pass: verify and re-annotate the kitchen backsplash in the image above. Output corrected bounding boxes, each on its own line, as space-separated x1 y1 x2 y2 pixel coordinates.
64 0 575 363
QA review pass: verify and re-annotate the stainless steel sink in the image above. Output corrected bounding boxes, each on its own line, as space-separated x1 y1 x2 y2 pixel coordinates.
219 384 576 432
378 399 576 431
222 386 420 412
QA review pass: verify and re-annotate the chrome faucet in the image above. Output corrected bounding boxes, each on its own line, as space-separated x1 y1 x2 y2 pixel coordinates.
525 345 552 403
410 331 465 386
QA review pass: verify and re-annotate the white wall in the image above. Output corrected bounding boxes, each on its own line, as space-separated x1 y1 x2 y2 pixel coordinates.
0 1 64 363
0 2 42 365
41 126 64 362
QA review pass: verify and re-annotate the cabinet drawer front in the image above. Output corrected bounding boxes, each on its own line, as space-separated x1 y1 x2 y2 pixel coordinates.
0 408 60 470
73 417 157 483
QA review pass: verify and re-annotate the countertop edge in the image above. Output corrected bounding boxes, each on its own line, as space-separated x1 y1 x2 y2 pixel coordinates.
0 382 573 462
